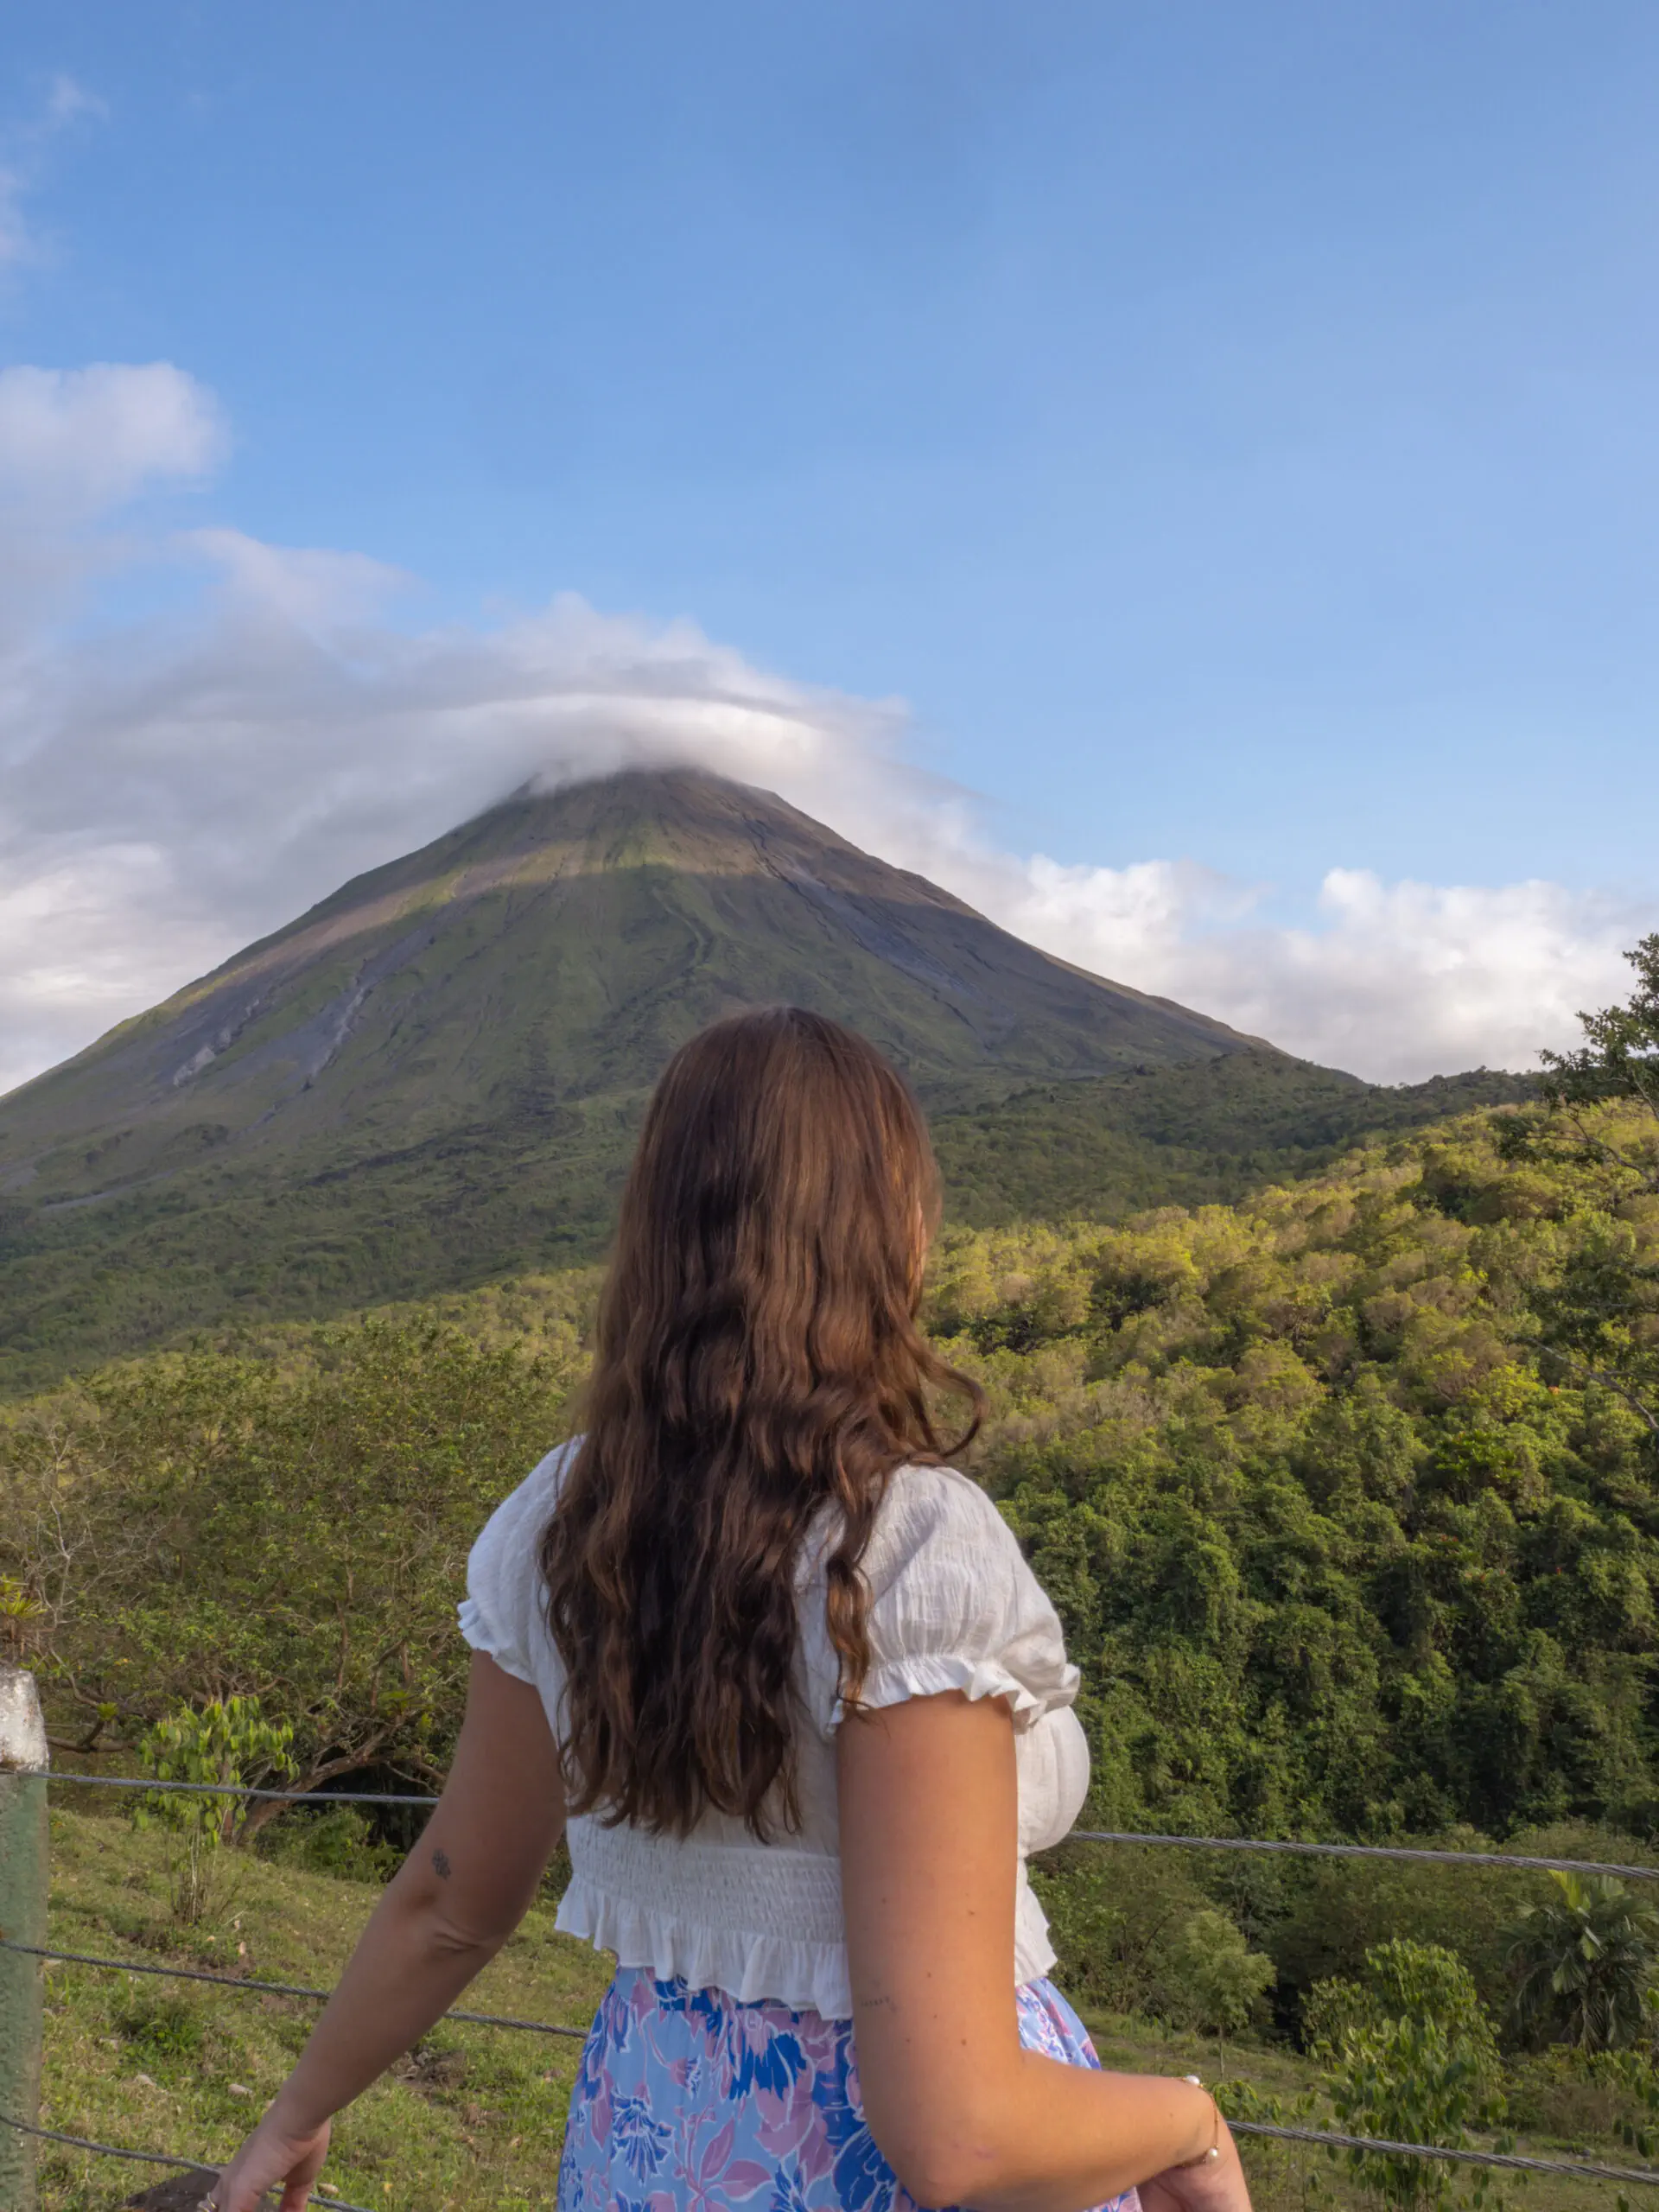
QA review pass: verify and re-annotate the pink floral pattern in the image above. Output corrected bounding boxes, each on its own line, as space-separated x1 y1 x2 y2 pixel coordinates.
558 1968 1141 2211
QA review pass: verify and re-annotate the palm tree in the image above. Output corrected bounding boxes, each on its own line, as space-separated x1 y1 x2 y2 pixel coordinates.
1506 1870 1659 2050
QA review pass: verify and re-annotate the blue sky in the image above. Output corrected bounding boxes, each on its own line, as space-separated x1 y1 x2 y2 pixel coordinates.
1 2 1655 1085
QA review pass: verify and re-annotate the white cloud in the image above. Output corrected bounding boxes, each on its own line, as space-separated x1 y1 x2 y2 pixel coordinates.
0 363 225 514
0 357 1647 1097
938 849 1639 1080
0 361 226 658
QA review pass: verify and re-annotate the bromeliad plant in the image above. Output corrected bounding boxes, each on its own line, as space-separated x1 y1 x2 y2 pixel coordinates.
0 1572 45 1658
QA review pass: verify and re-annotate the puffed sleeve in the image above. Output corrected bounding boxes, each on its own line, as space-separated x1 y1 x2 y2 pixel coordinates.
829 1465 1080 1732
456 1440 576 1686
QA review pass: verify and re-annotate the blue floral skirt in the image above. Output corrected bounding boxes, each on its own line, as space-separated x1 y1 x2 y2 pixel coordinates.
557 1967 1142 2211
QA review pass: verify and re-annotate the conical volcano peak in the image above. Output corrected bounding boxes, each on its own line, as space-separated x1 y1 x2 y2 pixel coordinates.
309 762 982 912
1 766 1257 1192
0 765 1312 1382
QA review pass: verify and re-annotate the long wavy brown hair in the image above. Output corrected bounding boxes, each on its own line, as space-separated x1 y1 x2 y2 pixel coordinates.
539 1006 982 1839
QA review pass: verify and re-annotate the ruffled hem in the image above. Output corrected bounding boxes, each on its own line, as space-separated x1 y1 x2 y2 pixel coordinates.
836 1650 1070 1732
556 1874 859 2018
556 1876 1059 2022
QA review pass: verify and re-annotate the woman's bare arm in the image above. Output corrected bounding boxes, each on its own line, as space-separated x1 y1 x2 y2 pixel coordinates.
215 1653 566 2212
838 1690 1250 2212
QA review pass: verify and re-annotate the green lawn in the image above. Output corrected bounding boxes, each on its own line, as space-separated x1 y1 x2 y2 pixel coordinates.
38 1805 612 2212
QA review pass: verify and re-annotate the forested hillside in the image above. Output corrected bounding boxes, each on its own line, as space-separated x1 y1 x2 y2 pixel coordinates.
943 1108 1659 1843
5 1090 1656 1850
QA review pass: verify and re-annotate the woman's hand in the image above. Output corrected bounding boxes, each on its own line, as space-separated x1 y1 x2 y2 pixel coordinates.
1139 2113 1253 2212
212 2104 331 2212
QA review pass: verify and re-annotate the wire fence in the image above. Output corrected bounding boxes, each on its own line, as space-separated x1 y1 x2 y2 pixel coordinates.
40 1773 1659 1881
11 2101 1659 2205
2 1939 588 2036
14 1763 1659 2201
1072 1825 1659 1884
29 1770 1659 1875
41 1772 442 1807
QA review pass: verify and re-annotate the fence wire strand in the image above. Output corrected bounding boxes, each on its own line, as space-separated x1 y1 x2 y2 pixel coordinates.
1 2111 374 2209
1070 1826 1659 1882
3 1938 588 2037
24 1770 439 1807
1227 2114 1659 2186
28 1771 1659 1880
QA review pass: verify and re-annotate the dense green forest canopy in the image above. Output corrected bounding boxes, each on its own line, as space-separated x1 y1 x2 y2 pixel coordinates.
4 1085 1656 1856
0 1046 1524 1396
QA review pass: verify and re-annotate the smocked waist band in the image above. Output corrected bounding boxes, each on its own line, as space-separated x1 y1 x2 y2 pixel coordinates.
567 1818 847 1945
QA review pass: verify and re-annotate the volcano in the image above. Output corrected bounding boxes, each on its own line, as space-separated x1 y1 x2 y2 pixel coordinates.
0 767 1519 1386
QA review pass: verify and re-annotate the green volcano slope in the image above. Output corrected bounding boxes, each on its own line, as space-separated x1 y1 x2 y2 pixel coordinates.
0 767 1524 1389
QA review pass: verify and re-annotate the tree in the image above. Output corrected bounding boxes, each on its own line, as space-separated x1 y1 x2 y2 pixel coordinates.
1539 934 1659 1166
1306 1940 1508 2212
2 1319 575 1817
1528 1230 1659 1441
1162 1907 1276 2065
1499 936 1659 1438
135 1695 295 1923
1506 1870 1659 2051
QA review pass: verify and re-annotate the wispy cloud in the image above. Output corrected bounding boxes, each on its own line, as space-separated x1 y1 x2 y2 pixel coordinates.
43 74 108 130
0 362 226 656
0 73 105 272
0 356 1644 1098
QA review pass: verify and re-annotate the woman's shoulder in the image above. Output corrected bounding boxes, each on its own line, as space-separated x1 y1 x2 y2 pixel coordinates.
823 1462 1077 1732
459 1438 580 1684
474 1436 581 1552
861 1462 1049 1642
863 1461 1020 1586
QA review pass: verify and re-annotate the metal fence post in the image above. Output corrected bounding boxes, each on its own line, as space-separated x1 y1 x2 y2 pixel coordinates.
0 1666 48 2212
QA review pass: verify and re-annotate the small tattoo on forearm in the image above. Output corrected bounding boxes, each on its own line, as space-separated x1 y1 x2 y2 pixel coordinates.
431 1848 452 1879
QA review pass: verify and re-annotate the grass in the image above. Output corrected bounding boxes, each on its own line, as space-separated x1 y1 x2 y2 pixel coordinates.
38 1804 612 2212
34 1803 1642 2212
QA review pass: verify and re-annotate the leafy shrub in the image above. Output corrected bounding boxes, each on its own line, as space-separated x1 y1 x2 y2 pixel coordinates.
1031 1844 1273 2037
1307 1940 1508 2212
1505 2044 1659 2146
1271 1832 1523 2029
257 1803 397 1883
135 1694 295 1923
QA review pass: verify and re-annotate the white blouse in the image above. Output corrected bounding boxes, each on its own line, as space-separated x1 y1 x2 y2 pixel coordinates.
458 1443 1089 2020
